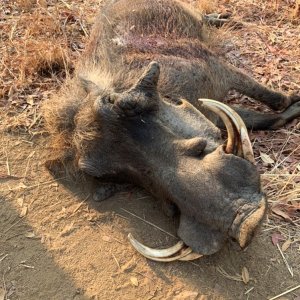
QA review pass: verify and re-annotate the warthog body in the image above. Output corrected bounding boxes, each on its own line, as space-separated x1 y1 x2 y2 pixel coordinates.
44 0 300 258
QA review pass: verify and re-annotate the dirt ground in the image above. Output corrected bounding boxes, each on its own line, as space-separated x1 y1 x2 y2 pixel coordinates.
1 0 300 299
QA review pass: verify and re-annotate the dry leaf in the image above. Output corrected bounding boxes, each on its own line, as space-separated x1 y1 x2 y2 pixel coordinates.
20 205 28 217
173 291 199 300
271 203 300 223
60 223 75 237
281 239 292 252
17 197 24 207
130 276 139 287
26 95 34 106
271 206 294 223
241 267 249 284
285 204 300 218
121 258 136 273
25 232 35 238
18 182 28 189
0 288 5 300
27 151 35 158
102 235 111 242
260 152 275 164
37 0 48 8
271 232 285 245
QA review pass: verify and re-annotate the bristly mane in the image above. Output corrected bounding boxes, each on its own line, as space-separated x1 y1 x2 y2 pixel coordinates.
42 0 212 177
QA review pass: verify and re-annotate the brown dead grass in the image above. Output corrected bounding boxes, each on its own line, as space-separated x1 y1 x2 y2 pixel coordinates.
0 0 98 134
188 0 218 14
0 0 96 99
219 0 300 248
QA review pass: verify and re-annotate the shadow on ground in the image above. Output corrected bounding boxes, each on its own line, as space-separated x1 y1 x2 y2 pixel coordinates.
1 132 299 300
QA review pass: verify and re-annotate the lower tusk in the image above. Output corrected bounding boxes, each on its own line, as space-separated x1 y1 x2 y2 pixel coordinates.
178 252 203 261
135 246 193 262
199 99 254 163
128 234 202 262
128 233 185 258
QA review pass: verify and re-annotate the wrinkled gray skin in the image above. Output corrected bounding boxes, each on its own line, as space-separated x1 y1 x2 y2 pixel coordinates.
44 0 300 255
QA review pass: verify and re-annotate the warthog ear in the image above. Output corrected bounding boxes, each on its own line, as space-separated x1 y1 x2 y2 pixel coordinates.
133 61 160 92
79 76 102 95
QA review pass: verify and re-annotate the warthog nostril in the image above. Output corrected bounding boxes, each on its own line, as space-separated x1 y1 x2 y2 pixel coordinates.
176 99 183 106
229 196 267 248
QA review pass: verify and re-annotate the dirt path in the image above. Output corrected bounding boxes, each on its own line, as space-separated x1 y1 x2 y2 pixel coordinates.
0 131 299 299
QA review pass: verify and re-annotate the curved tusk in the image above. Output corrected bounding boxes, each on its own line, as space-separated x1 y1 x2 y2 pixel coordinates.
178 252 203 261
240 127 255 163
128 233 185 258
199 99 254 163
199 99 237 154
128 234 202 262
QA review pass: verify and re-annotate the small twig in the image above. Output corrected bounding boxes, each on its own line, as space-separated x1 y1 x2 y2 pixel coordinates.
2 178 65 192
21 140 34 145
111 237 125 245
2 273 7 300
70 195 90 215
111 253 120 269
5 233 25 241
120 208 176 238
23 151 35 178
20 263 35 269
268 284 300 300
3 217 25 234
60 0 71 9
78 17 88 37
133 271 154 281
276 243 293 277
115 213 130 221
9 21 17 41
272 144 300 172
275 167 298 202
244 287 254 295
5 150 11 176
217 267 243 282
96 225 125 245
0 254 8 263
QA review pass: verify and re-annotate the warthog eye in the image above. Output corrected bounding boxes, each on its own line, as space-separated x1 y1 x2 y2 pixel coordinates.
102 93 117 104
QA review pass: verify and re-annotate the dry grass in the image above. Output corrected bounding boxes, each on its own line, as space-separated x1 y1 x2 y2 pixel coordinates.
0 0 299 248
218 0 300 248
189 0 218 14
0 0 98 133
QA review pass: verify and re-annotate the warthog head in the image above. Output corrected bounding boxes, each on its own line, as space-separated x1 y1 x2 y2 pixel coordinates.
67 61 266 261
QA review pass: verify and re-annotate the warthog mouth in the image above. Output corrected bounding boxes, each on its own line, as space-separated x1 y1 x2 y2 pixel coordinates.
128 98 266 262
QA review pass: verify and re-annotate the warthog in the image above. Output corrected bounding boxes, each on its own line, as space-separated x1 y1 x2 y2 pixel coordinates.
44 0 300 261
